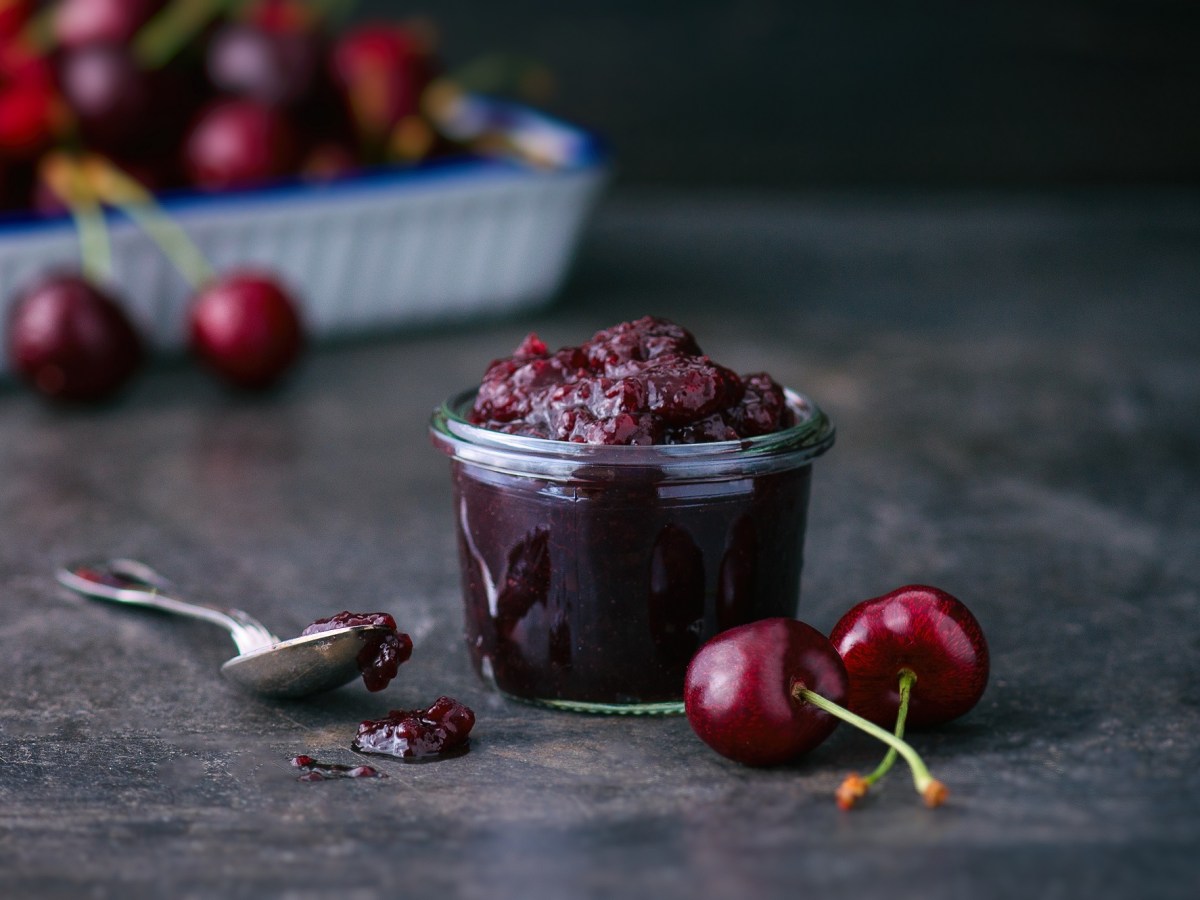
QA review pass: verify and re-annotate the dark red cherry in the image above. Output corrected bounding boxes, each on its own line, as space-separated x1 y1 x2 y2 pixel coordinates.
188 271 304 389
53 0 164 49
56 43 157 153
245 0 314 33
0 0 33 43
829 585 989 729
206 20 324 108
684 618 849 767
0 74 59 159
6 273 144 403
183 99 297 190
687 616 951 806
330 22 436 143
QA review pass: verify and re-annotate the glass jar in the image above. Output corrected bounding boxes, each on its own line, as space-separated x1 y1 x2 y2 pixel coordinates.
430 388 834 714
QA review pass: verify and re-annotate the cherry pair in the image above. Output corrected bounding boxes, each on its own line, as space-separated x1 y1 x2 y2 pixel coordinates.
7 269 303 402
684 585 989 809
5 157 303 403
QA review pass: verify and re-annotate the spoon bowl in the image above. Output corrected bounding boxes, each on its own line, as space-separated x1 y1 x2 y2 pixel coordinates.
219 626 391 698
56 558 392 698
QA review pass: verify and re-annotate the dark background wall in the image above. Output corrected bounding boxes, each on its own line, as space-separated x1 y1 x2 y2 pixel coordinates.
356 0 1200 187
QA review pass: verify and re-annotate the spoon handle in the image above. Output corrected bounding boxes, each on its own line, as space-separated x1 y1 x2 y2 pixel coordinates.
56 558 279 655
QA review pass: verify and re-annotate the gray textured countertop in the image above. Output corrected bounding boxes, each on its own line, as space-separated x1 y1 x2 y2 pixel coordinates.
2 190 1198 899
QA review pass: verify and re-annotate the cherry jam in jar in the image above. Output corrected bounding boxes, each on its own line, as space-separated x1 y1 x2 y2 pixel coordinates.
429 319 834 713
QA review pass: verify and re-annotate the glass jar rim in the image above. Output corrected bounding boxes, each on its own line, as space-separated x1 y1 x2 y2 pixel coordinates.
429 387 835 482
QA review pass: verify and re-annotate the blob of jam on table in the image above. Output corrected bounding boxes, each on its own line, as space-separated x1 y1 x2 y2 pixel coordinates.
352 697 477 760
290 756 388 781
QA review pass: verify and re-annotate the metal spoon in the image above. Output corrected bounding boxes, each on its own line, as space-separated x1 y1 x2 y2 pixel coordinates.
56 558 391 699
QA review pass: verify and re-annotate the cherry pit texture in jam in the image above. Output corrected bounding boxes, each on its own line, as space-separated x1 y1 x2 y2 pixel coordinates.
469 316 794 445
300 611 413 692
443 316 827 708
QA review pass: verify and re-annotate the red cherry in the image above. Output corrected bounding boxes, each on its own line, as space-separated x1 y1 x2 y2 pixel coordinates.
829 585 989 729
330 23 436 141
206 20 324 108
204 17 350 158
0 0 34 43
6 272 144 403
188 272 304 389
684 618 849 767
53 0 164 49
828 585 988 810
686 616 951 807
183 99 297 190
246 0 315 33
0 75 59 159
0 33 49 81
56 44 160 153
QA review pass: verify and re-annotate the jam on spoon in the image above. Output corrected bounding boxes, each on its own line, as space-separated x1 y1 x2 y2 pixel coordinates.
300 611 413 692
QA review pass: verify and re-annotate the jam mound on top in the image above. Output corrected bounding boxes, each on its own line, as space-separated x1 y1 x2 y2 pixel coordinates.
468 316 794 445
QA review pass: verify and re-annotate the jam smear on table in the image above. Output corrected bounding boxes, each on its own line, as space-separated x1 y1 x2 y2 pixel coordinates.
352 696 476 760
290 755 388 781
300 611 413 692
469 316 794 445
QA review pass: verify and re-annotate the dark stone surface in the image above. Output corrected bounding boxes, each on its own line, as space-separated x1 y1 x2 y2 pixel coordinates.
2 190 1199 898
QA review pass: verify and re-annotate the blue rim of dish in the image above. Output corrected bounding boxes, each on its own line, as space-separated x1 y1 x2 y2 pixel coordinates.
0 96 611 237
430 387 836 483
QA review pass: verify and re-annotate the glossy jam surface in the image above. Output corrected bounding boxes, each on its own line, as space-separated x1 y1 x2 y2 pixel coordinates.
301 611 413 692
290 755 387 781
469 316 794 445
351 697 476 759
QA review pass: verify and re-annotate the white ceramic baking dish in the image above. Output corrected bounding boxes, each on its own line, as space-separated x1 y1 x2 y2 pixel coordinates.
0 98 609 378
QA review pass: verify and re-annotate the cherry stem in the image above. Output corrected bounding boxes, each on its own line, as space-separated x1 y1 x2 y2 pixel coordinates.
133 0 243 70
81 156 215 290
792 682 947 808
43 155 112 284
862 668 917 787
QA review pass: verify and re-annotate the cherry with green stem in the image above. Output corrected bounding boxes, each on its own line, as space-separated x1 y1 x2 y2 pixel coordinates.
81 156 212 287
83 155 305 390
828 585 989 809
684 617 949 807
833 667 916 809
6 155 143 403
